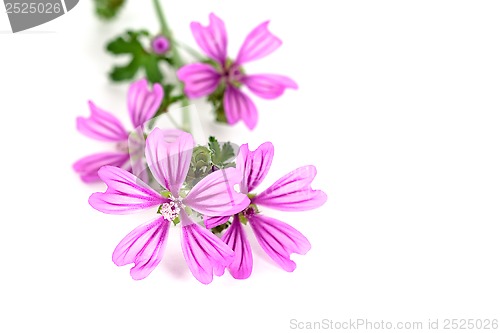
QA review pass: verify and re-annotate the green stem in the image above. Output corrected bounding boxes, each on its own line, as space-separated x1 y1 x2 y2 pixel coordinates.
174 41 205 61
152 0 168 36
152 0 191 133
181 98 191 133
152 0 183 68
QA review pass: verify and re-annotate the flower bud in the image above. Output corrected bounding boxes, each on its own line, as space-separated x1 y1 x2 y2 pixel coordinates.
151 35 170 54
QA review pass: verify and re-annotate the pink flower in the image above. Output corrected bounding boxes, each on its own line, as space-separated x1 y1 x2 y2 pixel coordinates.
177 13 298 130
73 79 163 182
205 143 327 279
89 129 250 283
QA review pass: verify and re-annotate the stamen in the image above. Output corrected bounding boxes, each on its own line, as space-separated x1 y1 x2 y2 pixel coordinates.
228 65 244 83
242 204 259 220
160 201 181 222
222 62 245 86
244 206 255 216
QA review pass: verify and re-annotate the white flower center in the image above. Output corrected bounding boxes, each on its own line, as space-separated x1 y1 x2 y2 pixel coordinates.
160 201 180 221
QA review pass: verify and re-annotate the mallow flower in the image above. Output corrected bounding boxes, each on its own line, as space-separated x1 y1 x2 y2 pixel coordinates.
89 129 250 284
205 142 327 279
74 79 163 182
177 13 297 130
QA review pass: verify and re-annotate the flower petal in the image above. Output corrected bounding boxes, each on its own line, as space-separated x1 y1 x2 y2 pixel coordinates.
89 166 165 214
180 210 234 284
220 216 253 279
73 152 130 183
177 63 221 99
235 21 282 65
253 165 327 211
183 168 250 216
249 214 310 272
237 142 274 193
77 101 129 142
145 128 194 196
112 216 170 280
223 86 258 130
127 79 164 129
204 215 231 229
190 13 228 64
242 74 298 100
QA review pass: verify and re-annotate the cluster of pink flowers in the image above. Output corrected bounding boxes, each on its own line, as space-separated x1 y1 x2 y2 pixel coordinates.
86 127 326 283
77 13 326 284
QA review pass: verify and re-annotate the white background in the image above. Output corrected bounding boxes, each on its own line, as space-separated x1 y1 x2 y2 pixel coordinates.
1 1 500 332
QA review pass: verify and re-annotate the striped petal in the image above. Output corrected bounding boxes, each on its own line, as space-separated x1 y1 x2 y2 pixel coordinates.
253 166 327 211
190 13 228 64
235 21 282 65
237 142 274 193
73 152 129 183
204 215 231 229
112 216 170 280
145 128 194 196
177 63 221 99
249 214 310 272
220 216 253 279
223 85 258 130
242 74 298 100
183 168 250 216
89 166 165 214
127 79 164 129
77 101 128 142
180 210 234 284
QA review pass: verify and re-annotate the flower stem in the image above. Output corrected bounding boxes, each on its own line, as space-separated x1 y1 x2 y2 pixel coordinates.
152 0 191 133
174 41 205 61
181 98 191 133
152 0 183 68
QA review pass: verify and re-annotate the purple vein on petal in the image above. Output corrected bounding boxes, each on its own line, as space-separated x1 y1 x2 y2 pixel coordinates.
89 166 165 214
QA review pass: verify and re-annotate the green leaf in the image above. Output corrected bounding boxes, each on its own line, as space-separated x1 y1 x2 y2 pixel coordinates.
109 57 141 81
107 37 140 55
208 136 235 167
220 142 235 164
106 30 166 84
106 31 148 54
185 146 213 190
94 0 127 20
208 136 221 160
142 55 163 83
